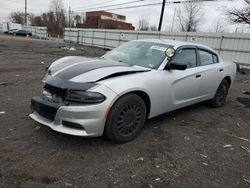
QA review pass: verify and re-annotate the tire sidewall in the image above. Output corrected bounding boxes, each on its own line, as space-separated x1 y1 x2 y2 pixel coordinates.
105 94 147 143
213 79 229 107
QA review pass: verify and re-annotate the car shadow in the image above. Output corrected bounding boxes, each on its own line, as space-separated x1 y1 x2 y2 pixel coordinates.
236 97 250 108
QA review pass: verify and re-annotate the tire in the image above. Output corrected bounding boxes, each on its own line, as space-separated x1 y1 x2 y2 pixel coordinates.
104 94 147 143
209 79 229 107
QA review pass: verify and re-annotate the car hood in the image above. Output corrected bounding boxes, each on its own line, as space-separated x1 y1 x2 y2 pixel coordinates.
45 56 150 90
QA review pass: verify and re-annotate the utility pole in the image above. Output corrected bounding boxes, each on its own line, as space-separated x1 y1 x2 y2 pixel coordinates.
25 0 27 25
69 6 71 27
158 0 165 31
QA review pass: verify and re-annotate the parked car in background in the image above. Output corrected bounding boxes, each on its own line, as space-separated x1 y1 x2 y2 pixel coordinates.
30 39 237 143
13 30 32 37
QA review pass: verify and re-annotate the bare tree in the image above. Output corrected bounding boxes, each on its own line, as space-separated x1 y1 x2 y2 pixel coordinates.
49 0 66 37
225 0 250 26
29 13 42 26
150 25 157 31
209 17 227 33
9 11 25 24
176 1 204 32
74 15 81 25
137 17 149 31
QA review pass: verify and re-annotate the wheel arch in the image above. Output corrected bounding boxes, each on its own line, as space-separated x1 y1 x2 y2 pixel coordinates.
111 90 151 118
223 76 231 87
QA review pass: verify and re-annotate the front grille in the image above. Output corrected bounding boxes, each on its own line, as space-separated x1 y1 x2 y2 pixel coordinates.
44 84 67 101
31 96 60 121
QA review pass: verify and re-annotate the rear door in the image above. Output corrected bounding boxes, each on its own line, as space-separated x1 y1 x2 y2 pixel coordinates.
196 49 224 100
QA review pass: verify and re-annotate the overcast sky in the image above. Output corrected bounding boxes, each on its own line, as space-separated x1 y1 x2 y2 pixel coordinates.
0 0 249 32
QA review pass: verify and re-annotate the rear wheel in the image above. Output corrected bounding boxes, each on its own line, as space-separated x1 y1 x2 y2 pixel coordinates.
104 94 146 143
209 79 229 107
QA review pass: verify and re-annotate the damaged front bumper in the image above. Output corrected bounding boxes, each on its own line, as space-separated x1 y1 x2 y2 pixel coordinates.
29 96 109 137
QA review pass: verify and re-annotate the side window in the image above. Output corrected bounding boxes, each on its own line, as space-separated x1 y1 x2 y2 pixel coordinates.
171 49 197 68
199 50 215 66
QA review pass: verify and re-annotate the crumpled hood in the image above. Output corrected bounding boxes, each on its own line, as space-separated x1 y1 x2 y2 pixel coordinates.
48 56 150 82
45 56 150 90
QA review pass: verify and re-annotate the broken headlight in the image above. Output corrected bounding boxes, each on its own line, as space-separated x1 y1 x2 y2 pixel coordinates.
65 90 106 104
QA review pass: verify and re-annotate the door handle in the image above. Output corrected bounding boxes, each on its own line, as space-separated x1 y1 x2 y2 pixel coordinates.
219 69 223 72
196 74 201 78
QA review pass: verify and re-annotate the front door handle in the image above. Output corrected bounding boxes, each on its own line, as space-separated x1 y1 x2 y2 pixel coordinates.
219 69 223 72
196 74 201 78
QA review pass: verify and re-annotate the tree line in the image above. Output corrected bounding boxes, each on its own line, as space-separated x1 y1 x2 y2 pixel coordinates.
137 0 250 32
9 0 250 35
9 0 83 37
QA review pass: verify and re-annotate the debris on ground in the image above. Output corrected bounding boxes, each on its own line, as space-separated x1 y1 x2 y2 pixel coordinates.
0 82 7 86
15 74 20 77
0 111 5 114
35 126 41 130
243 80 250 83
184 136 190 141
236 122 241 127
155 165 160 168
65 182 72 187
235 136 250 142
136 157 144 161
200 154 208 158
59 46 77 51
155 178 161 181
244 178 250 184
242 91 250 95
130 175 136 179
241 146 250 154
41 61 45 64
148 184 153 188
223 144 233 148
69 47 76 51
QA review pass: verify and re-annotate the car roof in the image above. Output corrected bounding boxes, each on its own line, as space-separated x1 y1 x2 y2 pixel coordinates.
134 39 218 55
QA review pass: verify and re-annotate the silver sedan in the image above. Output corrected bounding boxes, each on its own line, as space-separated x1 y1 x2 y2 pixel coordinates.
30 39 236 143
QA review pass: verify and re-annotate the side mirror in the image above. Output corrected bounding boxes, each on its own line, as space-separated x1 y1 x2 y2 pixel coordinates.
165 62 187 71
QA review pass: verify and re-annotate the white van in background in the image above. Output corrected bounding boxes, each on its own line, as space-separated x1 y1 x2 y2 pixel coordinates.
3 22 22 33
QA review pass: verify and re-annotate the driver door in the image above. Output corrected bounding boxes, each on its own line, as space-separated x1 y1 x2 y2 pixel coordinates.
162 47 204 112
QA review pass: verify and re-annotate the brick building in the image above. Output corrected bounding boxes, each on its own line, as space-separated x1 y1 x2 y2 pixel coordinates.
81 11 135 30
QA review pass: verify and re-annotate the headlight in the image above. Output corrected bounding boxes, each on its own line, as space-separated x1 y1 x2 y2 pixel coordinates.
65 90 106 104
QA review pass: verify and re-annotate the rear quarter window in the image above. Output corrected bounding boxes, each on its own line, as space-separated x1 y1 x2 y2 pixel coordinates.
199 50 218 66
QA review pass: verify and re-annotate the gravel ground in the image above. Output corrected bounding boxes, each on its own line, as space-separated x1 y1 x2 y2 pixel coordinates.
0 34 249 188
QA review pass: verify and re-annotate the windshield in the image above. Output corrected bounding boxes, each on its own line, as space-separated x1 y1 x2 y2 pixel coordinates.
103 41 170 69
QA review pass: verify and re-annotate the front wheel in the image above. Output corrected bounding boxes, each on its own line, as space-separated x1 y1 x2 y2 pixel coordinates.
104 94 147 143
209 79 229 107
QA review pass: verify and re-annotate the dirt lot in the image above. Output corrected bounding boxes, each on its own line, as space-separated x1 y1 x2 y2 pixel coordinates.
0 34 249 188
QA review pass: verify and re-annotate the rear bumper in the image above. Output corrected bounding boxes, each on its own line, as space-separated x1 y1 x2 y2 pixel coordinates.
29 96 109 137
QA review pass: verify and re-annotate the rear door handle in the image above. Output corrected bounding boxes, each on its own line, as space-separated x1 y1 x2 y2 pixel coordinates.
196 74 201 78
219 69 223 72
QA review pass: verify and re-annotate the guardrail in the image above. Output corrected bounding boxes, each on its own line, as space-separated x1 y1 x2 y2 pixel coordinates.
64 28 250 66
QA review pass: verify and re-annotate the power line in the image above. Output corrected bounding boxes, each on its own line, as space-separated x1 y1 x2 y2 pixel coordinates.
73 0 148 12
71 0 116 11
66 0 218 14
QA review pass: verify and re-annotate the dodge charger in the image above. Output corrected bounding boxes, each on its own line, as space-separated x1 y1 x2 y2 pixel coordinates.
30 39 236 143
